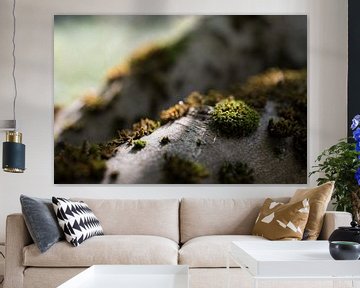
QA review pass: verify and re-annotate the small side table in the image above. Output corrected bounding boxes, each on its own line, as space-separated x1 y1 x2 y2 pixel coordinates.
227 240 360 288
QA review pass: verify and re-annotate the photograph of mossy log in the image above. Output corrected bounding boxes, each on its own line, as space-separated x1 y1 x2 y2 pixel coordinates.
54 15 307 184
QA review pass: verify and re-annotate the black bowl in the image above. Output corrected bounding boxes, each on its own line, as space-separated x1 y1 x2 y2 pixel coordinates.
329 241 360 260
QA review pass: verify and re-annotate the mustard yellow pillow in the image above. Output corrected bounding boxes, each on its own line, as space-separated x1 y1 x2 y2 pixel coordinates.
289 181 334 240
252 198 310 240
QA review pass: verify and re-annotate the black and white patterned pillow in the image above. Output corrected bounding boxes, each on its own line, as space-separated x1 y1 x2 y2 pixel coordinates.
52 197 104 247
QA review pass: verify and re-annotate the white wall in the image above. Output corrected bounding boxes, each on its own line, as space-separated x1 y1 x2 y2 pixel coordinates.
0 0 348 242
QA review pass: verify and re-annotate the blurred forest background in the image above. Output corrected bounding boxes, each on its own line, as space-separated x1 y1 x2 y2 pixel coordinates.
54 16 198 106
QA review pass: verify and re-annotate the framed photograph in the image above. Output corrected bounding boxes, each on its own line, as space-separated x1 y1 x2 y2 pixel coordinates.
54 15 307 184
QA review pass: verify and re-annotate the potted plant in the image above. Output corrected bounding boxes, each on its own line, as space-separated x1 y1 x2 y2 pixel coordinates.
310 115 360 222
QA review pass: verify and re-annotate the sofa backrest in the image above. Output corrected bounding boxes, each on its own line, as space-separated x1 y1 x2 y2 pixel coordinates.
180 198 289 243
73 198 180 243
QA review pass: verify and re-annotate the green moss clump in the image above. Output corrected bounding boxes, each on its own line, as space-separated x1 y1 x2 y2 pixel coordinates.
160 102 189 124
268 118 294 138
162 154 209 184
211 99 260 137
160 136 170 145
54 141 106 184
133 139 146 150
218 162 254 184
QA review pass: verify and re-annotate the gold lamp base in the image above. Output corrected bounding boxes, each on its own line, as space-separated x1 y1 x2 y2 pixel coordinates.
3 167 24 173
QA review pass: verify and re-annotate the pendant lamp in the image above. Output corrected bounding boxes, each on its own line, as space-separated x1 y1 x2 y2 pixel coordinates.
1 0 25 173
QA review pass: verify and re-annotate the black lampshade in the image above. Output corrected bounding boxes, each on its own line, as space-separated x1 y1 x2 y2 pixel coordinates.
2 131 25 173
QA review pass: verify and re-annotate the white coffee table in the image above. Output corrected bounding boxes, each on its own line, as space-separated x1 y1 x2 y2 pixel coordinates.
228 241 360 288
58 265 189 288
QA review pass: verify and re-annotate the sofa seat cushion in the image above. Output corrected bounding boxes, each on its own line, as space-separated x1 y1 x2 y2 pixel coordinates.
179 235 267 268
23 235 179 267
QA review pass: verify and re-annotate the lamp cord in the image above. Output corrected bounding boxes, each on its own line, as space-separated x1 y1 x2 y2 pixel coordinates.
11 0 17 129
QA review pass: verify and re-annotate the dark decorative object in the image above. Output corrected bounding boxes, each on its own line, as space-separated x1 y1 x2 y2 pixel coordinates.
329 241 360 260
329 221 360 244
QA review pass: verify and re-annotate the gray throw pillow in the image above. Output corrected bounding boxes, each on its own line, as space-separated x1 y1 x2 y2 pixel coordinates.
20 195 64 253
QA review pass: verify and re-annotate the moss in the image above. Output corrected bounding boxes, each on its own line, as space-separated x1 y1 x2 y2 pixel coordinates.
271 70 307 103
105 36 190 120
231 69 283 110
106 63 130 83
203 90 229 106
80 89 123 118
131 118 160 138
82 92 105 109
277 106 299 121
133 139 147 150
160 136 170 145
54 141 106 184
107 35 189 84
211 99 260 137
231 68 307 111
231 68 307 162
160 101 190 124
218 162 254 184
129 37 188 73
185 90 229 107
80 91 108 114
117 118 160 145
160 90 226 125
268 118 294 138
185 91 204 106
162 154 209 184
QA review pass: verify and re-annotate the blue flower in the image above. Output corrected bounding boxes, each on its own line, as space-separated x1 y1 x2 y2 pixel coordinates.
352 115 360 130
356 167 360 186
353 128 360 142
357 142 360 152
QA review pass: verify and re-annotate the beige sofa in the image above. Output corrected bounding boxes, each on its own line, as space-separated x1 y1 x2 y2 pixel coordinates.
4 198 352 288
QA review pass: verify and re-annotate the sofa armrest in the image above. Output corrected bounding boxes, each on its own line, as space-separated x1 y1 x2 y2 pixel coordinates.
318 211 352 240
4 214 32 288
